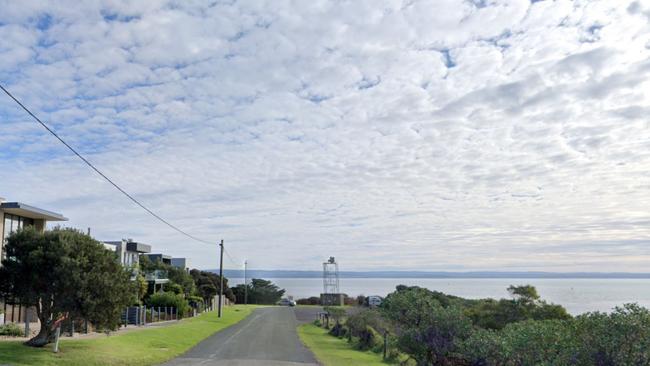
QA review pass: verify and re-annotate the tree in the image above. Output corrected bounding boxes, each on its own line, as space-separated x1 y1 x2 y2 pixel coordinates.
382 286 472 366
231 278 285 305
189 269 234 306
0 228 134 347
466 285 570 330
507 285 540 304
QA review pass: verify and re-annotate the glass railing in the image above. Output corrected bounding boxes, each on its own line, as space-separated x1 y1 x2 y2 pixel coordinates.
144 269 168 281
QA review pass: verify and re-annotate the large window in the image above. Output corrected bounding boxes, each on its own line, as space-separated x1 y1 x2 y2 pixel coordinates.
2 214 35 259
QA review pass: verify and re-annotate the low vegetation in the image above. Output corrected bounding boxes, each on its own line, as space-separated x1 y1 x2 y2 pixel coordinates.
0 305 256 366
0 323 24 337
307 285 650 366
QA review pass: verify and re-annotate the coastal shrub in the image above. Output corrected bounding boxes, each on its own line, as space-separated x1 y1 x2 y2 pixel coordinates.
356 325 381 351
382 286 472 365
572 303 650 365
0 323 24 336
146 292 189 318
465 285 571 330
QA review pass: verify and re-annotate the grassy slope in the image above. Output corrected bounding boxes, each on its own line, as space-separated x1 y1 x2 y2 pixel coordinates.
298 323 394 366
0 305 256 366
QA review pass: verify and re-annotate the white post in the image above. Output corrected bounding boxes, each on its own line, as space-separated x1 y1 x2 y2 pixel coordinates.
53 326 61 353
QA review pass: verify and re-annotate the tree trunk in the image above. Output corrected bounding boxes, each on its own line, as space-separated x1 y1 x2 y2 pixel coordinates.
25 314 53 347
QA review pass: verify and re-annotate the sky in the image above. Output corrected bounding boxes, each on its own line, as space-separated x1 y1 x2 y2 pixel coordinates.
0 0 649 272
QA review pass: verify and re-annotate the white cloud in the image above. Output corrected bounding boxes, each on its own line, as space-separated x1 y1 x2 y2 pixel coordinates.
1 0 649 272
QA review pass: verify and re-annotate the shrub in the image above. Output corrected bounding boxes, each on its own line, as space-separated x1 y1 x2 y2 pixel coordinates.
356 325 381 351
382 286 472 365
146 292 189 318
573 303 650 365
0 323 24 337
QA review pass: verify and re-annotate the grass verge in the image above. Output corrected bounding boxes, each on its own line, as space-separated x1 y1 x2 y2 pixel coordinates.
298 323 395 366
0 305 256 366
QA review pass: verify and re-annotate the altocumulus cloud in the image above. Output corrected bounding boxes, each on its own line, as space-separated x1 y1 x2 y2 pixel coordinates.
0 0 649 272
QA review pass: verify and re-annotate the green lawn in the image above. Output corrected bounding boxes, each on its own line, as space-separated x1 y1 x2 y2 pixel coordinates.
298 323 396 366
0 305 256 366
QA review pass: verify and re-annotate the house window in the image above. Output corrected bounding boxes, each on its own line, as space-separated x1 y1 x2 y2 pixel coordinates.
2 214 35 259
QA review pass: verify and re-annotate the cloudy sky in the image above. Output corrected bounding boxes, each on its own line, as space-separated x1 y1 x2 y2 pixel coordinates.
1 0 649 272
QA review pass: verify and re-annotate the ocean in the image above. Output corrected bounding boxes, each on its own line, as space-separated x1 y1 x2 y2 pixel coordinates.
228 277 650 315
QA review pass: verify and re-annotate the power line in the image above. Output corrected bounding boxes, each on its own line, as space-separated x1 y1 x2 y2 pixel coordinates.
223 247 239 266
0 83 216 246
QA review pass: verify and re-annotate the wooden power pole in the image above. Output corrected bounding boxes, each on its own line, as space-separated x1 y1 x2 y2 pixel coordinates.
218 239 224 318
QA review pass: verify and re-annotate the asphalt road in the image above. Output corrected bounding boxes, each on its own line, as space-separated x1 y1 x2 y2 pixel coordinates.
161 306 322 366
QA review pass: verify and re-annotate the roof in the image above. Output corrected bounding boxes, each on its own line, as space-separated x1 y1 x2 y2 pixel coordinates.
0 202 67 221
102 240 152 253
126 241 151 253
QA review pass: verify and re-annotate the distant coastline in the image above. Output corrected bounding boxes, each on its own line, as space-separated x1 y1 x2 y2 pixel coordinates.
215 269 650 279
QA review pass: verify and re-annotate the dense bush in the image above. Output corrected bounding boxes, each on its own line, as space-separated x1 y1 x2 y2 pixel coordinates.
382 286 473 365
465 285 571 330
146 292 189 318
0 323 24 337
319 285 650 366
572 304 650 365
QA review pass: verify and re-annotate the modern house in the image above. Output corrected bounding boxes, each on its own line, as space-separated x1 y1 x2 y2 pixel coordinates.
103 239 152 268
0 197 67 325
171 257 190 271
144 253 172 265
0 198 68 261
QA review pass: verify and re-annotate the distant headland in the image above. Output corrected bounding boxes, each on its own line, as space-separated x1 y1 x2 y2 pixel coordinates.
214 269 650 279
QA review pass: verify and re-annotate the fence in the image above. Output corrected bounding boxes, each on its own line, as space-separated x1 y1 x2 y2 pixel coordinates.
121 306 180 326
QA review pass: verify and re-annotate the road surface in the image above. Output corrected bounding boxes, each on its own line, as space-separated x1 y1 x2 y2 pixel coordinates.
161 306 322 366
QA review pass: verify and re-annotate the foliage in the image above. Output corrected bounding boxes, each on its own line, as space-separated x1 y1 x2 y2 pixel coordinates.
146 292 189 318
167 266 196 297
0 323 24 336
189 269 235 305
135 274 148 304
231 278 285 305
572 303 650 365
382 286 472 365
0 228 135 347
163 282 184 295
507 285 539 303
465 285 571 330
346 308 390 348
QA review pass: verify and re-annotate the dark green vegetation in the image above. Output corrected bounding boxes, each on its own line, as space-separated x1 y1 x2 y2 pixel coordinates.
189 269 235 307
314 285 650 366
139 258 234 317
0 228 134 347
231 278 286 304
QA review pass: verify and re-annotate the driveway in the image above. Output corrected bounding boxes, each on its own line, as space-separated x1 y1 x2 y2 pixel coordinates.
161 306 322 366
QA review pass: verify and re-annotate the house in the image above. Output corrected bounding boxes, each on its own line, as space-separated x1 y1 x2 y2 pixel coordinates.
0 197 67 325
144 253 172 265
103 239 151 268
0 198 68 261
171 257 190 271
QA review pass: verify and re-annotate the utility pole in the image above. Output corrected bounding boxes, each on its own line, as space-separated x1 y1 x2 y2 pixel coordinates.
244 260 248 305
218 239 224 318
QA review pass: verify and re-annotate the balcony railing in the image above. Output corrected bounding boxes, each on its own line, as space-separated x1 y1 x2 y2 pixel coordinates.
144 270 168 281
